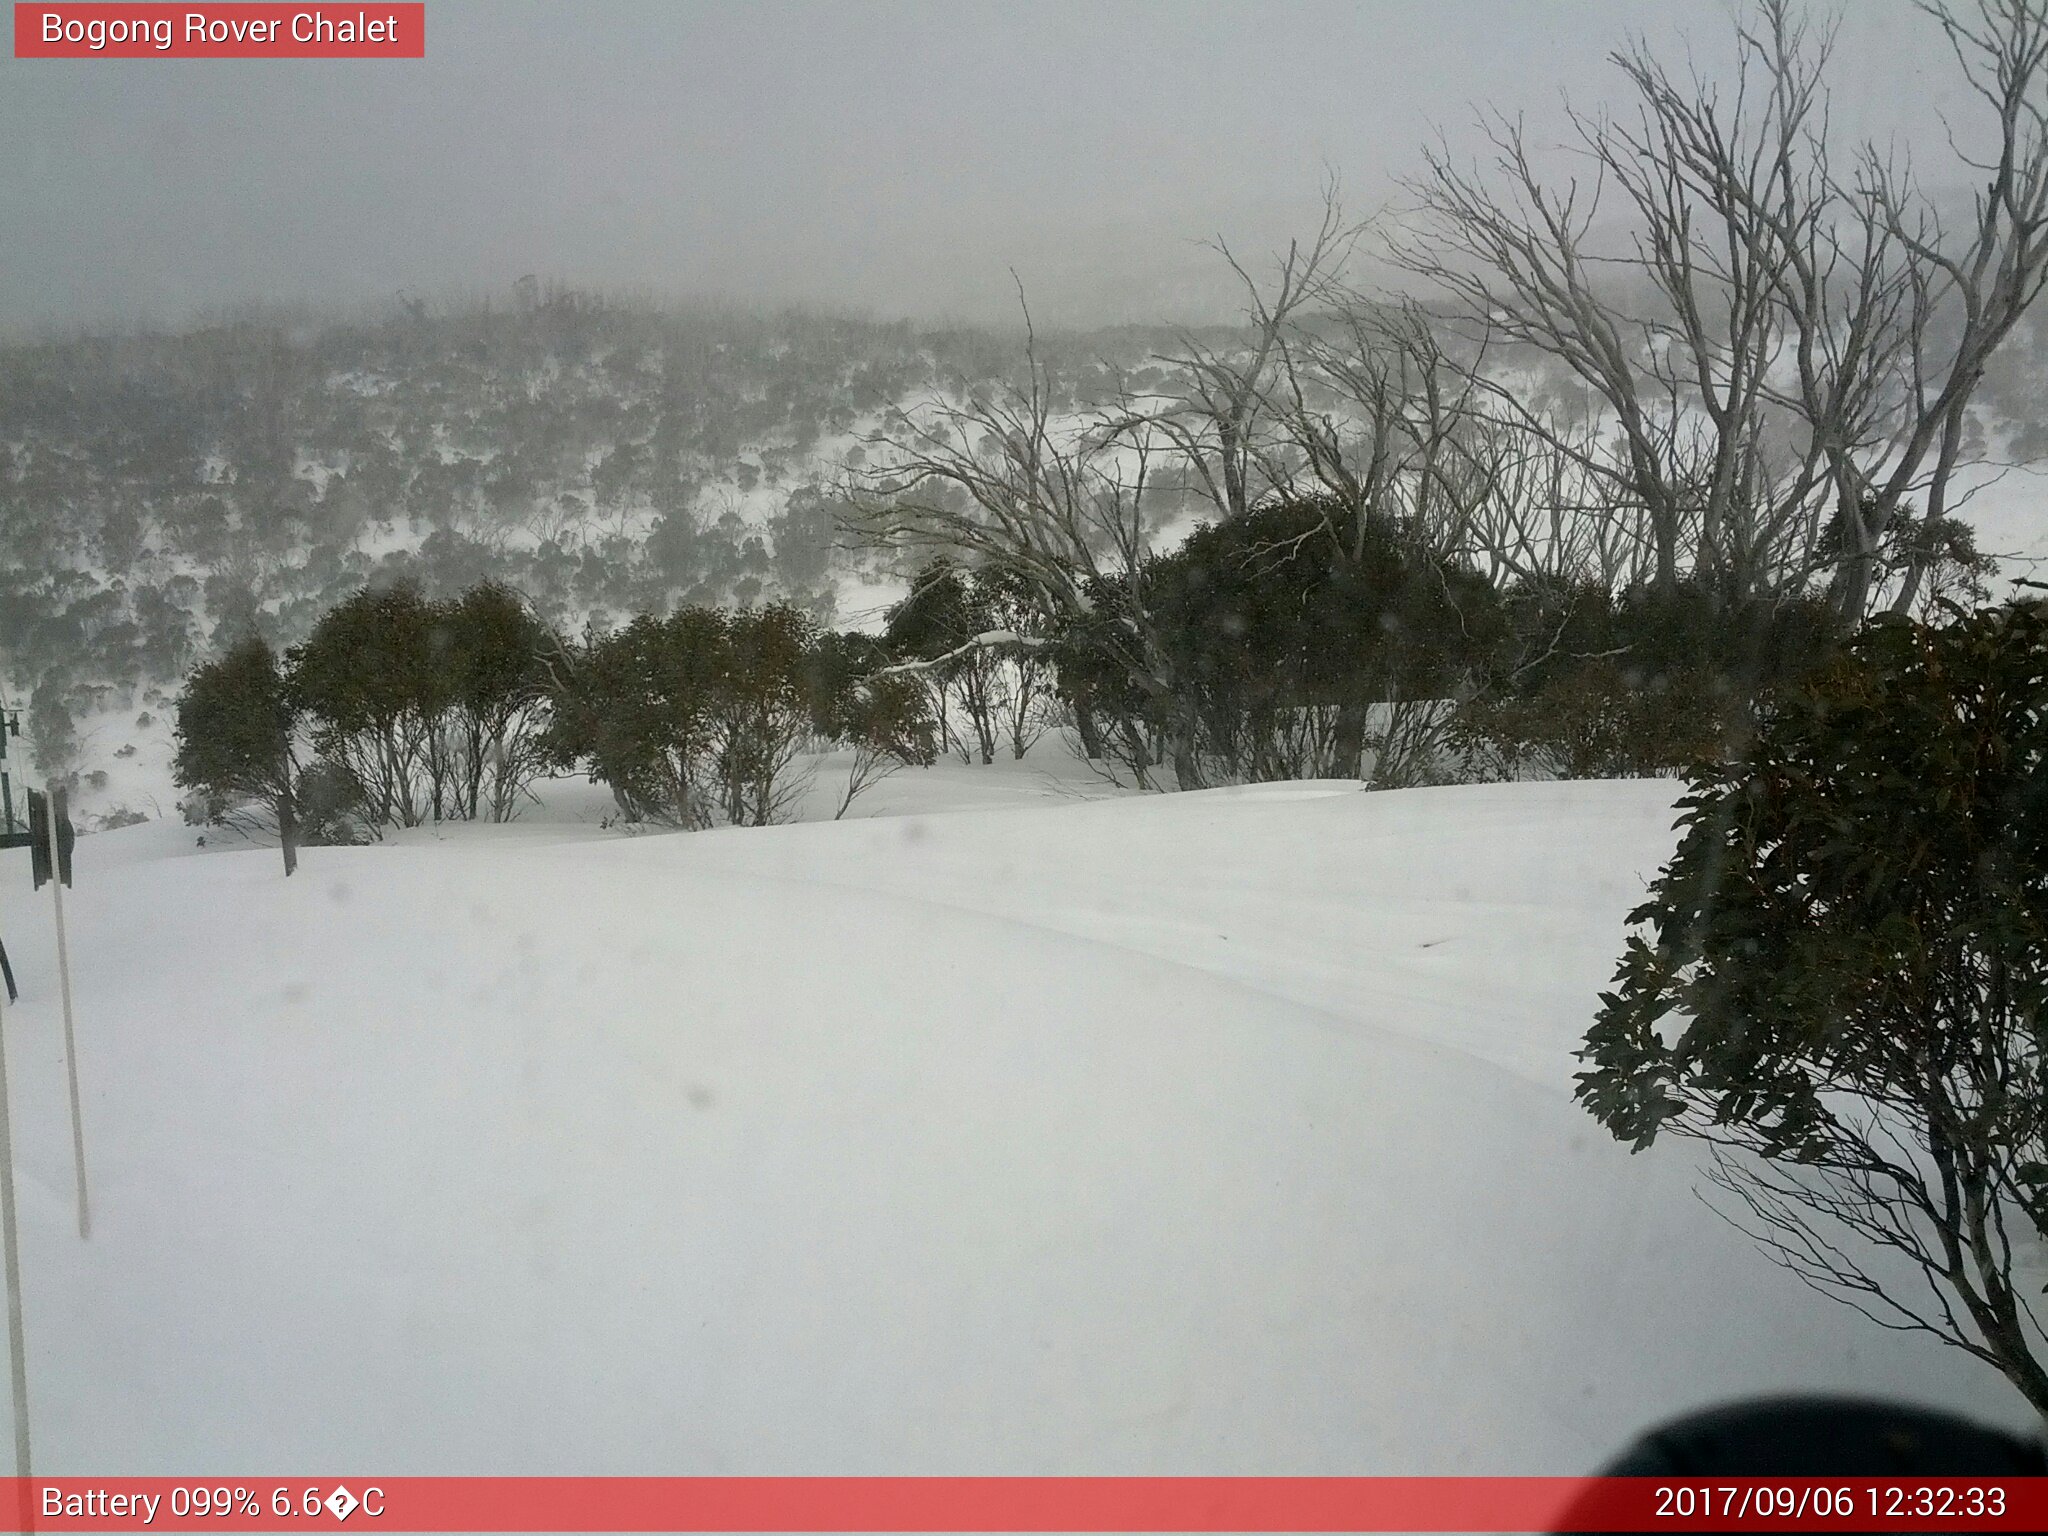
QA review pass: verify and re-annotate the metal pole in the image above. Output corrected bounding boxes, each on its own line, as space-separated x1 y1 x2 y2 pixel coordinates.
0 695 29 1507
0 917 32 1494
43 787 88 1242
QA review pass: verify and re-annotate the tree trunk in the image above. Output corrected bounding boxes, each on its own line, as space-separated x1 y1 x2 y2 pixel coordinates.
1116 714 1153 783
1168 709 1204 791
1331 698 1369 779
1890 408 1967 618
277 784 299 878
1073 698 1104 760
1822 486 1888 622
1828 528 1876 623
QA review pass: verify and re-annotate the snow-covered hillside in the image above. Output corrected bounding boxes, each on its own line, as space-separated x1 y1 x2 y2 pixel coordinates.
0 771 2031 1474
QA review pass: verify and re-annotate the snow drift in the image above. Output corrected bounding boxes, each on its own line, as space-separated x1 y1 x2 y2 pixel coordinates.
0 772 2030 1475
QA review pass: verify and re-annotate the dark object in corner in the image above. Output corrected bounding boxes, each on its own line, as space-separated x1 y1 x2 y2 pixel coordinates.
1554 1396 2046 1533
27 786 74 890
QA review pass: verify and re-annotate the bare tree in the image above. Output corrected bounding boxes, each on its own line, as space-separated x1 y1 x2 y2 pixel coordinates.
1451 411 1654 594
845 301 1203 788
1125 192 1360 526
1268 297 1525 771
832 736 902 820
1864 0 2048 613
1397 0 2048 620
1107 199 1506 780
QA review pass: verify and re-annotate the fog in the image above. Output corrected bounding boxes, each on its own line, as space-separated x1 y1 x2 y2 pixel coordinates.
0 1 1985 334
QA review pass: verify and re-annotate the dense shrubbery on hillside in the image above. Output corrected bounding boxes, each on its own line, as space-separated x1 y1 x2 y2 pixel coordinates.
165 520 1896 886
289 580 555 829
1451 584 1847 781
173 579 943 863
174 580 562 869
1 292 1203 772
8 257 2022 814
542 601 936 829
1141 495 1502 785
863 493 1839 795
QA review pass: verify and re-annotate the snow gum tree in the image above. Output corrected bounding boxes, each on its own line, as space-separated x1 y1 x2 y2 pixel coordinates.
171 634 303 876
804 629 940 818
845 312 1206 790
542 603 936 828
288 581 449 828
439 580 553 822
883 559 1052 765
288 579 552 827
1577 598 2048 1413
541 608 728 829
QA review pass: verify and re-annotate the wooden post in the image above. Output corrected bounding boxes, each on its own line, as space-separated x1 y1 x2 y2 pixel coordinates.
43 786 88 1242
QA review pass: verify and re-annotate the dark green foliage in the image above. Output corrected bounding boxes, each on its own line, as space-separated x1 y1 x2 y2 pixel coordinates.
883 559 978 659
172 580 556 855
803 628 890 739
807 629 940 768
1576 600 2048 1410
836 669 939 770
1140 495 1501 782
1456 583 1843 780
542 608 730 827
288 579 551 825
294 758 372 847
27 675 80 784
543 603 936 828
172 634 303 875
288 581 449 827
711 604 826 826
1454 661 1742 779
438 581 554 821
884 559 1007 764
1819 509 2000 614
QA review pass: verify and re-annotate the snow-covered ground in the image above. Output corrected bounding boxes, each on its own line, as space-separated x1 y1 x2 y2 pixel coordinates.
0 768 2034 1476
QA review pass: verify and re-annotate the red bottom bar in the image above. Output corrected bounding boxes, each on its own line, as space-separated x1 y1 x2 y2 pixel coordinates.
0 1476 2042 1532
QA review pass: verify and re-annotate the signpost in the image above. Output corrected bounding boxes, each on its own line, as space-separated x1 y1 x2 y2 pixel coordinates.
15 784 88 1240
42 786 89 1242
0 706 27 1494
0 699 92 1490
27 786 73 892
0 705 21 1001
0 703 22 851
0 931 29 1497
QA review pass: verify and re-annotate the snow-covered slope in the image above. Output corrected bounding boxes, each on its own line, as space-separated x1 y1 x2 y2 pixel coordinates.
0 774 2030 1475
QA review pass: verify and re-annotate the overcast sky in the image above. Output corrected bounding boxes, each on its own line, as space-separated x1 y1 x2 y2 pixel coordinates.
0 1 1986 335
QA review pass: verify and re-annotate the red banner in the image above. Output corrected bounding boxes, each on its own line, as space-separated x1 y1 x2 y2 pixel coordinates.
0 1477 2043 1532
13 5 424 58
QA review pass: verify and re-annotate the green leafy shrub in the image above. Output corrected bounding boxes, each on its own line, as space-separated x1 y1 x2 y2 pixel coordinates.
1455 584 1840 780
171 634 303 875
1576 599 2048 1411
543 603 935 828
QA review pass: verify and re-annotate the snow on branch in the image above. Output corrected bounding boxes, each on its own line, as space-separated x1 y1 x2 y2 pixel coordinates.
870 631 1049 679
